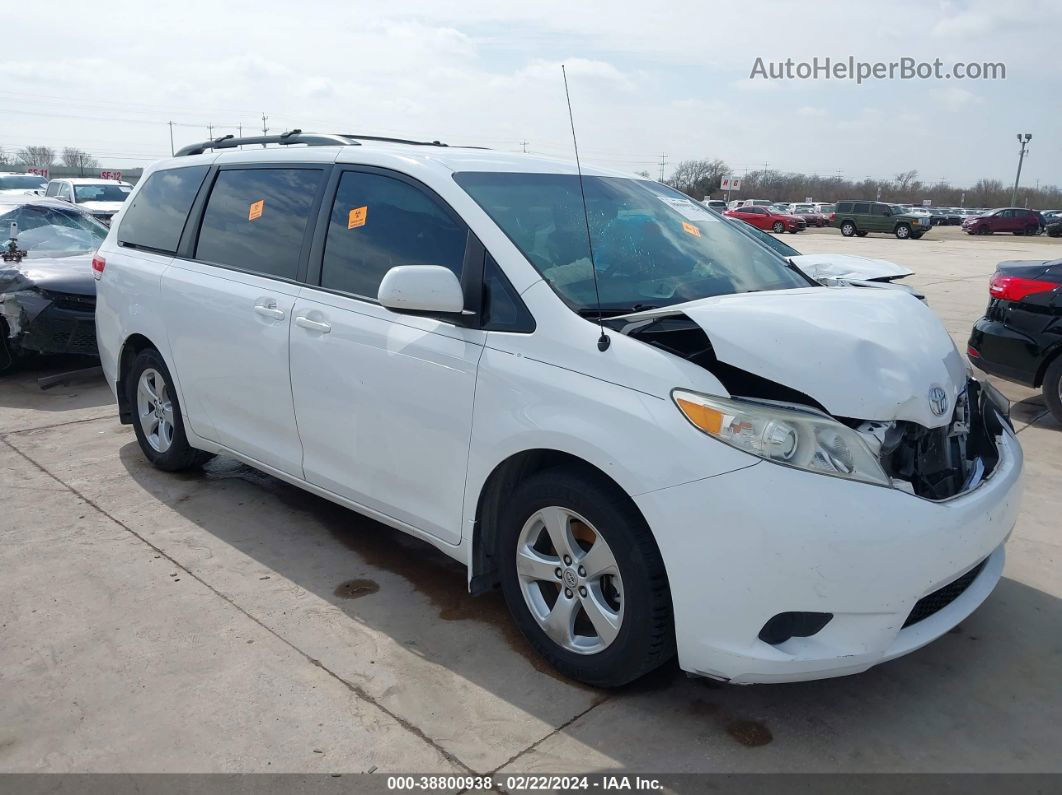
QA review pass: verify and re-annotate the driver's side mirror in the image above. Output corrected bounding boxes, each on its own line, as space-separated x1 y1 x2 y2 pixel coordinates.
378 265 465 315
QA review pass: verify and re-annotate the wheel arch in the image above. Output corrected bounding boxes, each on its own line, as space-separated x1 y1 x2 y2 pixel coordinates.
116 333 163 424
1033 341 1062 388
469 448 652 596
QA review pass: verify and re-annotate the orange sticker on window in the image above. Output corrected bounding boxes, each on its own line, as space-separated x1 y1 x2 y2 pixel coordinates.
248 200 264 221
348 206 367 229
682 221 701 237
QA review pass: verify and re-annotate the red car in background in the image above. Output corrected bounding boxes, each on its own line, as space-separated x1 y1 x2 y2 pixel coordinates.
962 208 1043 236
724 205 807 234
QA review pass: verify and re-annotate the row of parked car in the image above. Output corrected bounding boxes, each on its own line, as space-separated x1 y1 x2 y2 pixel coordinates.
0 171 132 224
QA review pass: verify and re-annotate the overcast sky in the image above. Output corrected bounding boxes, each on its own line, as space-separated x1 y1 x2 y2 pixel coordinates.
5 0 1058 187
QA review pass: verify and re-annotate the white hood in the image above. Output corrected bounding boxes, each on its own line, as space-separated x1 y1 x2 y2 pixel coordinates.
80 200 125 214
625 287 966 428
790 253 913 282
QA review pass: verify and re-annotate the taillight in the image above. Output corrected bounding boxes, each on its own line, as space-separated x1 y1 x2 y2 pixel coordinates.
989 274 1057 302
91 253 105 280
829 213 836 221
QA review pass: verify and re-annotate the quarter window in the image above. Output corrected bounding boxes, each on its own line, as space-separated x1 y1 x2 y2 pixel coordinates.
853 203 870 214
319 171 467 299
195 168 324 280
45 182 60 197
119 166 209 253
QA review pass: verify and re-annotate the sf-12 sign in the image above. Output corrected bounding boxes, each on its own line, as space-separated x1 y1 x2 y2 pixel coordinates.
27 167 49 179
100 170 123 181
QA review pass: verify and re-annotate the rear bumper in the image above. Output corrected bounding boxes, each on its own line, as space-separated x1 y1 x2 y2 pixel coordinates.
968 317 1040 387
635 423 1022 684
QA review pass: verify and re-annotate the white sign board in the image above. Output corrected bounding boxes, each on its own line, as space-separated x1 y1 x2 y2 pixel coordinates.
922 199 932 207
721 176 730 190
730 177 741 191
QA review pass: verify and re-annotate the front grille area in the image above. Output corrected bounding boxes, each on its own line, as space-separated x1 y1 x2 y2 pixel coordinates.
21 302 99 357
903 558 987 628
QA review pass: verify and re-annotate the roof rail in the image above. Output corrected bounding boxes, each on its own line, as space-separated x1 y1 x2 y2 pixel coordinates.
339 134 448 147
174 129 359 157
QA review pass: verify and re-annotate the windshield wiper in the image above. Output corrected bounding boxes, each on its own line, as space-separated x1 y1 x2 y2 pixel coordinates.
576 303 658 318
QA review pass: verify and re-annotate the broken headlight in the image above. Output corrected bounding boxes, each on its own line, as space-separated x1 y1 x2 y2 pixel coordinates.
672 390 891 487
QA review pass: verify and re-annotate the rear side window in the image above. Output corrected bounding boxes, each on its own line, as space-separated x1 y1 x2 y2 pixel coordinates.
319 171 467 299
871 203 889 216
836 202 852 213
195 168 324 280
119 166 208 253
852 202 870 214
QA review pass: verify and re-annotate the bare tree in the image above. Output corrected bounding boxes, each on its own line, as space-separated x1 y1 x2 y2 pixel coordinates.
62 147 99 177
635 170 651 179
667 158 730 199
894 170 919 194
16 146 56 169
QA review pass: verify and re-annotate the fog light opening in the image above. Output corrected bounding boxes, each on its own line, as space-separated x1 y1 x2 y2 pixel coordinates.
758 612 834 646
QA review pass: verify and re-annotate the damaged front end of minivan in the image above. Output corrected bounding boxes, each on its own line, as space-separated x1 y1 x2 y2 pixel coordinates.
615 287 1012 502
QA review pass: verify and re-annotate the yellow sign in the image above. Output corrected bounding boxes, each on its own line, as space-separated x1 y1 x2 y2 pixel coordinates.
682 221 701 237
348 206 368 229
248 200 264 221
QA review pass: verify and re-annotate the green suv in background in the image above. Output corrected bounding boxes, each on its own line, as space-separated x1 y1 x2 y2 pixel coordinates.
831 201 929 240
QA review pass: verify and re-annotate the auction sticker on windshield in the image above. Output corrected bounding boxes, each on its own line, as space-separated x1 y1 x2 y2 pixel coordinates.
655 195 716 221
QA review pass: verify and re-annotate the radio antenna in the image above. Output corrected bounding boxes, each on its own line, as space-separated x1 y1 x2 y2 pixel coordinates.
562 64 610 352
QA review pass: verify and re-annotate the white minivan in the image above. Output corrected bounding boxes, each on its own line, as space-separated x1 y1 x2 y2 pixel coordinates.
94 132 1023 687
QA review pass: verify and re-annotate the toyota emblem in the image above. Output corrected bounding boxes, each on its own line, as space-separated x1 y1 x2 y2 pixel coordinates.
929 386 949 417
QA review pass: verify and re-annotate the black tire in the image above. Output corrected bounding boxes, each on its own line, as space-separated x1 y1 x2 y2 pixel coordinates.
126 348 214 471
772 221 785 233
498 465 675 687
1025 225 1038 236
0 319 17 375
856 230 868 237
841 221 856 237
978 225 990 235
895 223 911 239
1043 357 1062 424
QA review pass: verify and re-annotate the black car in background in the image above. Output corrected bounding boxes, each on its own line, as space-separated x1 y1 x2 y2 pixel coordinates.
0 197 106 372
968 259 1062 422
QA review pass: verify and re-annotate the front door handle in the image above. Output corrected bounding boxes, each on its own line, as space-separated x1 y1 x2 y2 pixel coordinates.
254 299 285 320
295 316 331 334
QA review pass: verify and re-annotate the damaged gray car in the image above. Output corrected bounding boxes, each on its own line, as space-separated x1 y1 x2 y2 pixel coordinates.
0 197 106 373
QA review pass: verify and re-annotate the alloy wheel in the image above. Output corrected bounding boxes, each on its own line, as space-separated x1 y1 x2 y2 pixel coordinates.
137 368 175 453
515 506 624 655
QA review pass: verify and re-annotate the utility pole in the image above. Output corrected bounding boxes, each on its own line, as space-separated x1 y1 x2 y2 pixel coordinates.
658 153 668 183
519 140 529 153
261 113 269 149
1011 133 1031 206
168 121 174 156
207 124 214 139
762 160 769 186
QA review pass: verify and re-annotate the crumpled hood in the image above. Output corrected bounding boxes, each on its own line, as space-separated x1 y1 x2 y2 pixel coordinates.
0 253 96 296
790 253 913 282
626 287 966 428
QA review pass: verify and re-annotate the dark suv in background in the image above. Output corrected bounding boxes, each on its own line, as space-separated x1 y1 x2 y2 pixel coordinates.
831 201 929 239
963 208 1043 236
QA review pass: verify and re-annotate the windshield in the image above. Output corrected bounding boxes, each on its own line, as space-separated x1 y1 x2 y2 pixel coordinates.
0 175 46 191
73 184 131 202
0 203 108 256
455 172 809 312
724 216 801 258
890 205 906 214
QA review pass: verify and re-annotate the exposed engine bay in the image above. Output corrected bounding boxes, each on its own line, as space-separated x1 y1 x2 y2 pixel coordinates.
616 313 1009 500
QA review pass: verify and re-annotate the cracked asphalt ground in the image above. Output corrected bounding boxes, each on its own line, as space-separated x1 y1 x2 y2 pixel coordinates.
1 227 1060 773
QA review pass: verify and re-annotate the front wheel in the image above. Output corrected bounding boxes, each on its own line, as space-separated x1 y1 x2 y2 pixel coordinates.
127 348 214 471
498 466 674 687
841 221 856 237
895 224 911 239
1043 357 1062 424
772 221 785 233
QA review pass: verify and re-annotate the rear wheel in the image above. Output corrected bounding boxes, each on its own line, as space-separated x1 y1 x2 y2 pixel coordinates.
895 224 911 239
1025 225 1039 236
841 221 856 237
127 348 214 471
498 466 674 687
772 221 785 233
1043 357 1062 423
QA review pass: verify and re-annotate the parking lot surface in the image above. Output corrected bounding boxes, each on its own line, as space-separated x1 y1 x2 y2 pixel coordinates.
1 227 1060 773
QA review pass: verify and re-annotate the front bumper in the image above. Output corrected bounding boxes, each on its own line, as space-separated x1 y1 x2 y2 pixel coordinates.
635 423 1022 684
